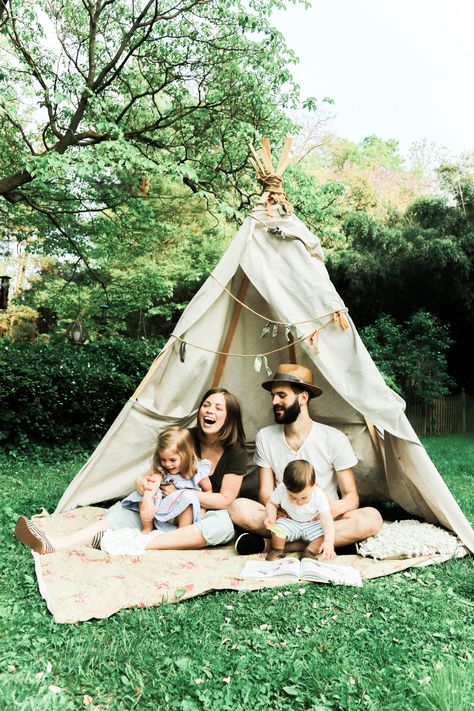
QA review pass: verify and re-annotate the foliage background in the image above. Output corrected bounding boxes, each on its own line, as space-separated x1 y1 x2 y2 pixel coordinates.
1 0 473 436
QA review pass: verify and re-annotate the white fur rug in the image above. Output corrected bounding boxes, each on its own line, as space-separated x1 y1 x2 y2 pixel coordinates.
357 520 463 559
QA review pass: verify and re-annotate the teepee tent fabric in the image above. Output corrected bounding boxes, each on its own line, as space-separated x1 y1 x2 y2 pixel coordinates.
56 168 474 553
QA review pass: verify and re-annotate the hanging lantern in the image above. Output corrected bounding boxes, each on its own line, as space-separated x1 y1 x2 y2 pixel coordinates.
66 319 89 346
0 275 11 310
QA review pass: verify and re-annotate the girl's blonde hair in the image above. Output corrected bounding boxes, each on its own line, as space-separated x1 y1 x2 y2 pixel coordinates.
152 427 196 480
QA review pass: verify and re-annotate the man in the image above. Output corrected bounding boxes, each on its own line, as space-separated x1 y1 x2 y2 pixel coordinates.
230 363 383 554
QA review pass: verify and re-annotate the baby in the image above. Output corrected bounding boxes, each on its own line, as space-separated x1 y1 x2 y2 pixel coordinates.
264 459 336 561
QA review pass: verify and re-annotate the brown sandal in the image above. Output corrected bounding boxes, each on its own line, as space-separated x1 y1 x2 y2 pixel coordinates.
302 547 319 560
15 516 55 554
266 549 286 561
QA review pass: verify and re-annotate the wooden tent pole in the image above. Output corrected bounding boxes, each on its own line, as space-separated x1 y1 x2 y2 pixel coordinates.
364 416 386 471
132 344 173 399
211 274 250 388
287 332 297 364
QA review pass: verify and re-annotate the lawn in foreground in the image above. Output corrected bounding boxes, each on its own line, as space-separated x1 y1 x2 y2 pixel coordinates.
0 436 473 710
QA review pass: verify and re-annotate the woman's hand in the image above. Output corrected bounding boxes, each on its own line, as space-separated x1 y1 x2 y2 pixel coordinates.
136 470 162 495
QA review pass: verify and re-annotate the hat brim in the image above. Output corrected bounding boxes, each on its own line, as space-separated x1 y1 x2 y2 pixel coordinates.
261 378 322 399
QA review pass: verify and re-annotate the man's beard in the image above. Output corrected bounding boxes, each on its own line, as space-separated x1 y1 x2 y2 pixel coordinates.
273 397 301 424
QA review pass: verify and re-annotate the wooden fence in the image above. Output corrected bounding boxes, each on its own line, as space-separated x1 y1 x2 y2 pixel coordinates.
406 389 474 436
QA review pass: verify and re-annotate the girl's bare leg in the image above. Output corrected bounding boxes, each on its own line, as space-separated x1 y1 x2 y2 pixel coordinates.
140 491 156 534
177 505 193 528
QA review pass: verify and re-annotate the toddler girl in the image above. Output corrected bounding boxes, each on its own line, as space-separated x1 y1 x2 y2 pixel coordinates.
264 459 336 561
121 427 212 533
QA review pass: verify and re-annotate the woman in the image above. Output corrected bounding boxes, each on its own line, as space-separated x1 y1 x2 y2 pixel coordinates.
15 388 248 553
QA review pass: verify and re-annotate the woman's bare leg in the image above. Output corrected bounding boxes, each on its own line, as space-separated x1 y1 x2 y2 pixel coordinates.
46 518 112 550
15 516 112 553
145 524 206 550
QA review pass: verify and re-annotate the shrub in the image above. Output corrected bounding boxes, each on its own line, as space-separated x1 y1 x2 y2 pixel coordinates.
0 336 163 447
0 305 39 341
360 311 455 403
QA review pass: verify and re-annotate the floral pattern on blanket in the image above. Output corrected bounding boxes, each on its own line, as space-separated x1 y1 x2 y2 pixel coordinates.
29 507 465 624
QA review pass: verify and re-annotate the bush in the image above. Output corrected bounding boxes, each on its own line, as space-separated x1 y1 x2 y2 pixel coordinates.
360 311 455 403
0 305 39 341
0 336 163 447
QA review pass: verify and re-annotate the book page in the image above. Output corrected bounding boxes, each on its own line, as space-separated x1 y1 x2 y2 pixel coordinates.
301 558 363 587
239 557 301 579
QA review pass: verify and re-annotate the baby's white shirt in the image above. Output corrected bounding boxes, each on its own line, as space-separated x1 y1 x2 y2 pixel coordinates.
270 483 330 523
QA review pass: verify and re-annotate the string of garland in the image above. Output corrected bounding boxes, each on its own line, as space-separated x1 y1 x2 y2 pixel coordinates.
209 271 350 329
169 310 349 373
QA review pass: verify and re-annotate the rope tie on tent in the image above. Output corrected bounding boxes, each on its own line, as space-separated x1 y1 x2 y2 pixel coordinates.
249 214 325 262
333 310 350 330
249 138 293 215
248 138 324 259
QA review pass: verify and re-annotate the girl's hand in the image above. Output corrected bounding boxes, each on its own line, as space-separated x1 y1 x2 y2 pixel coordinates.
160 481 177 496
264 516 276 529
319 541 336 560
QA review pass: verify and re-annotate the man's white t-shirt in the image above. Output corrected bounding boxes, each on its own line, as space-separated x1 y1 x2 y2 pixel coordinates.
271 483 330 523
254 421 358 500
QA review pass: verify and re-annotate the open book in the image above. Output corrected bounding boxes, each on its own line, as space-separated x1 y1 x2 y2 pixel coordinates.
240 556 362 587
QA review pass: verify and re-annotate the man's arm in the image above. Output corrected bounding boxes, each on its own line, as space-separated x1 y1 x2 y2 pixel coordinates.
331 468 359 519
258 466 275 505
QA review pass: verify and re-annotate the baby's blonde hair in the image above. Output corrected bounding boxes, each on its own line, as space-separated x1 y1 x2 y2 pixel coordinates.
153 427 196 479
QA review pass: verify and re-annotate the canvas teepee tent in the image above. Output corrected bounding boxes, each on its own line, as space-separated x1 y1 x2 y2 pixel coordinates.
56 139 474 552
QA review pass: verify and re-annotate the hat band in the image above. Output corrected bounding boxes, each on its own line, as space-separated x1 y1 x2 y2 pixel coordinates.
273 373 311 386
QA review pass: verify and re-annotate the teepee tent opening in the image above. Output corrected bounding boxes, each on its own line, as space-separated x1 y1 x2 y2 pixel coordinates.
56 139 474 553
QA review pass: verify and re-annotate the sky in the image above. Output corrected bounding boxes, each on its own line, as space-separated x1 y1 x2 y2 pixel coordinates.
272 0 474 157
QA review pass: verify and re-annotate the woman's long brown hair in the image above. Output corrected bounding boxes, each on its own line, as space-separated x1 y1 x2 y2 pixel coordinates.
196 388 246 449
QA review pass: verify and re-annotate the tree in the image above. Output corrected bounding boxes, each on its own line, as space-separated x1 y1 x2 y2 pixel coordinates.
360 312 454 403
327 177 474 392
0 0 301 277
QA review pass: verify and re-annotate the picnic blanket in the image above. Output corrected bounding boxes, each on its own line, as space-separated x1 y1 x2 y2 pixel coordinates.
29 507 467 624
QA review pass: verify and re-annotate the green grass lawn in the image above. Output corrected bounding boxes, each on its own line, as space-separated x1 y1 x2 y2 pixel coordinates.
0 436 473 710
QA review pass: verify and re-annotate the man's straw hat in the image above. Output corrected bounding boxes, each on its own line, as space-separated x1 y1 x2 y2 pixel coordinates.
261 363 323 399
